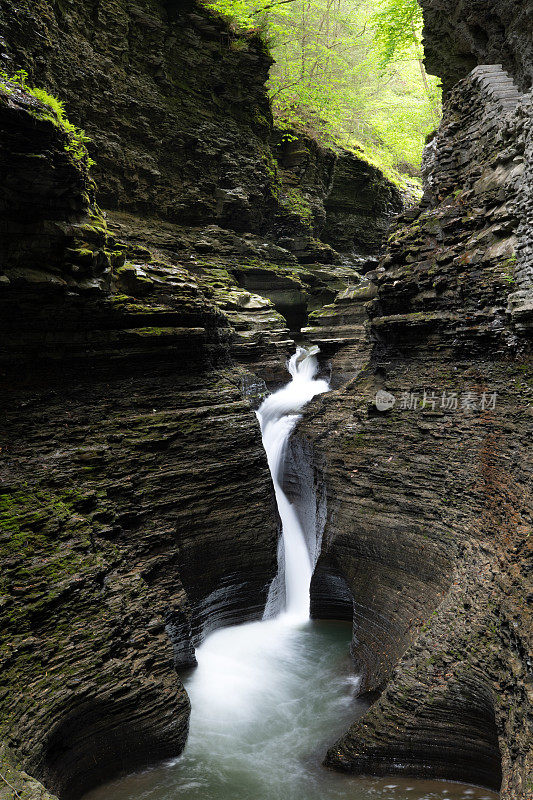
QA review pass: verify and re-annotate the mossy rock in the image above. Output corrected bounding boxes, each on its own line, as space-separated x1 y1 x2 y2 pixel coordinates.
115 263 154 297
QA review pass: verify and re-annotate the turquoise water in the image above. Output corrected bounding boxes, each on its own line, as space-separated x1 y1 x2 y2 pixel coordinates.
84 619 498 800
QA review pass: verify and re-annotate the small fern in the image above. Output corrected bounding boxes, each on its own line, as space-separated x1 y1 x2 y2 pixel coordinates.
0 68 95 167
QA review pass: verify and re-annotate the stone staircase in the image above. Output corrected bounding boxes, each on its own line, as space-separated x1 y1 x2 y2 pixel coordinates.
472 66 532 332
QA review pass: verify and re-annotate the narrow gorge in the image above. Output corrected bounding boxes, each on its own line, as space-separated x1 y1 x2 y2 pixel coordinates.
0 1 531 799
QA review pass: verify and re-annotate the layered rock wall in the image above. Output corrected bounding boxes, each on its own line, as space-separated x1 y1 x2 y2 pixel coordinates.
421 0 533 93
298 43 532 800
0 0 276 229
0 0 400 268
0 2 403 797
272 131 403 258
5 0 530 798
0 76 278 799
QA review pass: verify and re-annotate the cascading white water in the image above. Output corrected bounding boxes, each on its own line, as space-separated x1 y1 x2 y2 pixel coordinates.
175 347 332 744
256 345 329 621
84 347 500 800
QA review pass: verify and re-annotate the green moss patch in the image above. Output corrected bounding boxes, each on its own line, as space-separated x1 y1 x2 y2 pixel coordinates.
0 488 101 633
0 69 94 168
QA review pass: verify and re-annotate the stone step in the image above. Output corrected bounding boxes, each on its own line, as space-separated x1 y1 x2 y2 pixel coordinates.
471 64 523 111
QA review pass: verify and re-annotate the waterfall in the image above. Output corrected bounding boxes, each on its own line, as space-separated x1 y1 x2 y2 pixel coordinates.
168 346 330 744
84 348 500 800
256 346 329 622
84 347 363 800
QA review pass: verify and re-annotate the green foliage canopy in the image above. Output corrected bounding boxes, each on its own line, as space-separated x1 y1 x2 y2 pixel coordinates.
372 0 423 66
204 0 441 182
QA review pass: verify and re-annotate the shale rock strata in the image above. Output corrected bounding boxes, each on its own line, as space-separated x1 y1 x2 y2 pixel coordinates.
0 0 401 266
300 62 532 797
0 2 431 799
421 0 533 93
0 0 277 229
0 80 279 799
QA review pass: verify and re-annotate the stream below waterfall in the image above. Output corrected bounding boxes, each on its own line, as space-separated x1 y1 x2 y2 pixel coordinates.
84 349 499 800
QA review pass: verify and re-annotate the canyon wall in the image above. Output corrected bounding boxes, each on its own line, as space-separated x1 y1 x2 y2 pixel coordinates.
0 77 279 800
421 0 533 93
1 0 531 798
296 3 532 797
0 1 401 798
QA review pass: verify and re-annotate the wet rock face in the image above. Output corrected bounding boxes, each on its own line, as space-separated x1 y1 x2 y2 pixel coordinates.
0 365 277 800
0 0 401 347
299 63 532 797
321 152 403 255
421 0 533 93
0 86 113 297
272 131 403 259
0 743 59 800
0 83 278 798
0 0 276 230
9 2 532 800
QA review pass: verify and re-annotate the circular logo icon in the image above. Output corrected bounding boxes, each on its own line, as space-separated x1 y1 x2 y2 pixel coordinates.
375 390 396 412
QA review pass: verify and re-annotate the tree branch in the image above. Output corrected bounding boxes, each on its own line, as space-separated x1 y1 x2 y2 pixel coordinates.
253 0 296 14
0 771 22 799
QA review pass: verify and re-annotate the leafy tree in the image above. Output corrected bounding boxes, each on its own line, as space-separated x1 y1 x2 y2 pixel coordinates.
204 0 441 181
372 0 422 66
372 0 440 124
